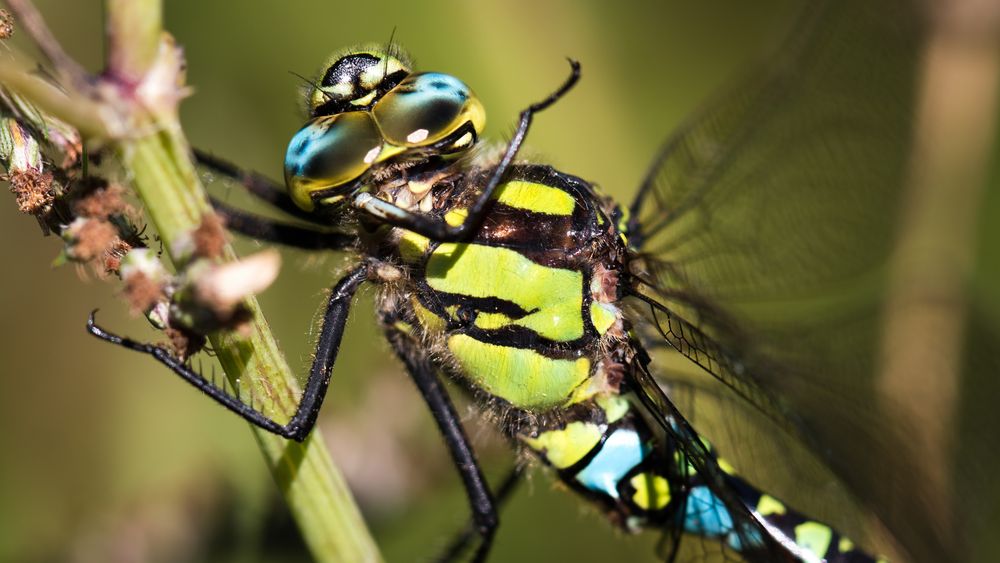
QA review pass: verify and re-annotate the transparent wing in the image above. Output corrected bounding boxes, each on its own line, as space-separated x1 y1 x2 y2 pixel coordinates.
641 337 893 562
628 357 796 563
624 0 951 560
628 0 923 435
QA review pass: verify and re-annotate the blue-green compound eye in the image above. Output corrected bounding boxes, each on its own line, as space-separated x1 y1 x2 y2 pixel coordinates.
374 73 486 148
284 112 383 211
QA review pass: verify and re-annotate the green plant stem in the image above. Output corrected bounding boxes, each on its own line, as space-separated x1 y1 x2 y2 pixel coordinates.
0 0 384 560
105 0 162 82
123 129 382 563
0 49 108 138
103 3 383 561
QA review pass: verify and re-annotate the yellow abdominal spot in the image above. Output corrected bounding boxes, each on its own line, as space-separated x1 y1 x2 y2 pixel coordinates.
630 473 671 510
597 394 630 423
756 495 786 516
522 421 602 469
795 521 833 559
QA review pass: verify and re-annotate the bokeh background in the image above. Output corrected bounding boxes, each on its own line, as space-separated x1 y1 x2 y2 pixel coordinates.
1 1 998 562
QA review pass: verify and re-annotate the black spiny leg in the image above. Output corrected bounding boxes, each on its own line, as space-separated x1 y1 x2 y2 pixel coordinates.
88 262 371 441
211 196 354 251
353 60 581 242
194 149 355 251
436 465 523 563
385 329 499 563
195 148 326 225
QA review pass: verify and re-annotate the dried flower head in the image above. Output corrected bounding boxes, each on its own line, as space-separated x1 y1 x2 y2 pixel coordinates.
0 9 13 40
74 183 129 219
102 237 133 275
193 250 279 317
8 168 54 214
122 270 165 315
170 250 280 334
164 326 206 362
0 117 54 215
191 212 227 259
66 218 118 262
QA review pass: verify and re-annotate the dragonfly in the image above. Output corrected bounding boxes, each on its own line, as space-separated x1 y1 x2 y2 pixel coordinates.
88 0 929 561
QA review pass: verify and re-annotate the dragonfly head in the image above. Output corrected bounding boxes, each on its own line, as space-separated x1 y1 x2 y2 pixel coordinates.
285 46 486 212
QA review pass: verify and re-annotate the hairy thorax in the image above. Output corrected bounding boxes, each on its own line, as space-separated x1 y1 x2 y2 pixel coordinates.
375 164 632 417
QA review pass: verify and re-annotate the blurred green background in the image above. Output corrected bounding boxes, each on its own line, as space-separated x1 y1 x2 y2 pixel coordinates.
0 1 996 562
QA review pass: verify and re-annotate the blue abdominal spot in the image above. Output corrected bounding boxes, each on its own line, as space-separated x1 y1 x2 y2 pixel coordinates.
575 428 648 499
684 486 734 538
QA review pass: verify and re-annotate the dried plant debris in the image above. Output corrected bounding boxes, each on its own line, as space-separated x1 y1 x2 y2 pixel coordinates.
8 166 54 213
102 236 133 274
0 8 291 427
0 9 13 40
64 217 117 262
0 117 55 214
73 182 130 220
55 179 143 277
164 326 206 361
174 250 280 334
0 54 278 373
123 269 165 314
119 248 167 313
191 212 227 260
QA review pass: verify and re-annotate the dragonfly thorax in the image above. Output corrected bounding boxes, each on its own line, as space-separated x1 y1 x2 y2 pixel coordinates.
385 164 631 411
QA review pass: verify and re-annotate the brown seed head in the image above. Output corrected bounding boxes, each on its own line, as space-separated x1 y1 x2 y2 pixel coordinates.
164 327 206 362
191 212 227 259
122 270 165 315
0 10 14 40
71 219 118 262
8 169 53 214
74 184 129 219
102 237 133 275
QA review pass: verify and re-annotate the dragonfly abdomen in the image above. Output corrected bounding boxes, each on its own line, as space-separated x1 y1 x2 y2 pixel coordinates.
522 393 885 562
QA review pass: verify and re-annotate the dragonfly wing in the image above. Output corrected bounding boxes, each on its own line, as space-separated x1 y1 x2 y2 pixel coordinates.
628 355 797 563
623 0 960 559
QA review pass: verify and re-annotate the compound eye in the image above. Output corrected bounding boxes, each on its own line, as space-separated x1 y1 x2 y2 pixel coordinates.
373 73 485 149
307 50 411 117
284 112 383 211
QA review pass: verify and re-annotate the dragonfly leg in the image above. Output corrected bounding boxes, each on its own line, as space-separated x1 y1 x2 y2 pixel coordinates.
195 148 326 224
353 59 581 242
87 262 370 441
385 328 500 563
211 195 354 251
436 465 523 563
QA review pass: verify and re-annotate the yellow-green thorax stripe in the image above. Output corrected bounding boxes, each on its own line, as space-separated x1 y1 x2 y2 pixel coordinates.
448 334 590 409
494 180 576 215
426 243 584 342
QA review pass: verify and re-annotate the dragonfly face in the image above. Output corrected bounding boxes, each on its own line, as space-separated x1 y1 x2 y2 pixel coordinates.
284 48 486 211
